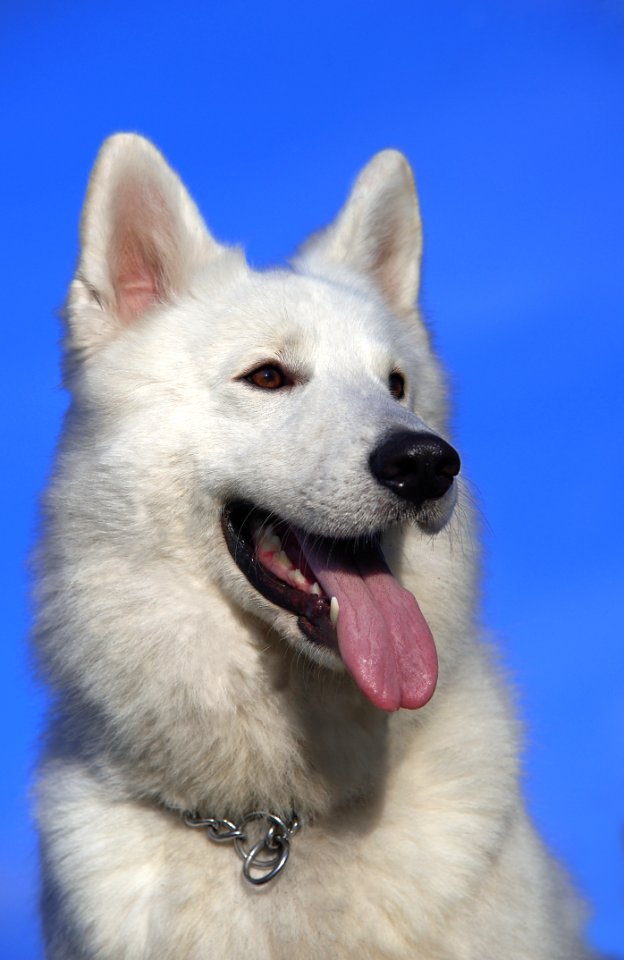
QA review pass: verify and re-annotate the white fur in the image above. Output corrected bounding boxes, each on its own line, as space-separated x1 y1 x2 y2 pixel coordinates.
34 135 593 959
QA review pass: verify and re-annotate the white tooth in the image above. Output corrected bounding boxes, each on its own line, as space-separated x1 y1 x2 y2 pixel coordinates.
260 533 281 552
330 596 340 626
254 521 281 553
310 583 322 596
277 550 293 570
291 569 306 586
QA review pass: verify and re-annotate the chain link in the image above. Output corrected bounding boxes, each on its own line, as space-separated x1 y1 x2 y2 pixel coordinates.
184 810 301 885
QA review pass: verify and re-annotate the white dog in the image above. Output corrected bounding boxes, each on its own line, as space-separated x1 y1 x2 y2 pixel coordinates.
34 135 594 959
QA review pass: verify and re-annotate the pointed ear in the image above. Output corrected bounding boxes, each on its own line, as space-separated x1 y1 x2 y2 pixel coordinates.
296 150 423 313
66 133 222 363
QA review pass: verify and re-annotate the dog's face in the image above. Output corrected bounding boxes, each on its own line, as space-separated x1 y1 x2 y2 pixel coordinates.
65 136 460 712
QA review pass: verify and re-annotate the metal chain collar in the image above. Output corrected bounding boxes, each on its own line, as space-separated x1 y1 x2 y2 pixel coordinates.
184 810 301 885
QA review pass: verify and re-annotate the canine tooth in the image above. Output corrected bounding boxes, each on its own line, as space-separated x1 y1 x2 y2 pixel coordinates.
291 569 306 586
330 596 340 626
310 583 322 596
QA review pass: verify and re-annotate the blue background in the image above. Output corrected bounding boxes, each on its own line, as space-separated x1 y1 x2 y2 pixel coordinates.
1 1 622 956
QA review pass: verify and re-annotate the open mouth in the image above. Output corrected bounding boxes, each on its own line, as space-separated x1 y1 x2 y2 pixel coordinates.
222 501 439 712
222 502 384 651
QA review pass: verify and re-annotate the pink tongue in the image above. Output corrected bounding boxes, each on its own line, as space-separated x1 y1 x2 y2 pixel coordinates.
299 538 438 712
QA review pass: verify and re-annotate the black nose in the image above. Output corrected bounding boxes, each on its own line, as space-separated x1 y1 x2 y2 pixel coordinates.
369 431 461 505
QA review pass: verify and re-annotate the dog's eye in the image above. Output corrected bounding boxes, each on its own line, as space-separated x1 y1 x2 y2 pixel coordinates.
388 371 405 400
244 364 290 390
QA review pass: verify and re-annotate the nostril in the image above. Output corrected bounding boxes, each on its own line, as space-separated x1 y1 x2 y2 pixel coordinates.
380 457 412 481
438 450 461 479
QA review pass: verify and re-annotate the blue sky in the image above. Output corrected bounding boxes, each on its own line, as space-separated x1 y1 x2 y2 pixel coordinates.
1 1 623 956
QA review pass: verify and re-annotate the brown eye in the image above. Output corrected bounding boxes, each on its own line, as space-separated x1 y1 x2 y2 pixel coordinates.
389 371 405 400
245 364 288 390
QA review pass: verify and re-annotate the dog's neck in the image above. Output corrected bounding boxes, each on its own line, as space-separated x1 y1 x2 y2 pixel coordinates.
47 635 394 824
179 653 393 823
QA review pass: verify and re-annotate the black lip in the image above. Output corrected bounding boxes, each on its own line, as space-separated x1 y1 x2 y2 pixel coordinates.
221 501 337 648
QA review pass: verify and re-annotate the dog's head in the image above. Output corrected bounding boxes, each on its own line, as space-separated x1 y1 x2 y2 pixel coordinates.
64 135 461 713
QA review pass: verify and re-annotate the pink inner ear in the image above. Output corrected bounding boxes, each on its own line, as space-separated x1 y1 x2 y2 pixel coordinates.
372 233 401 305
368 203 419 312
109 176 172 325
114 236 163 324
